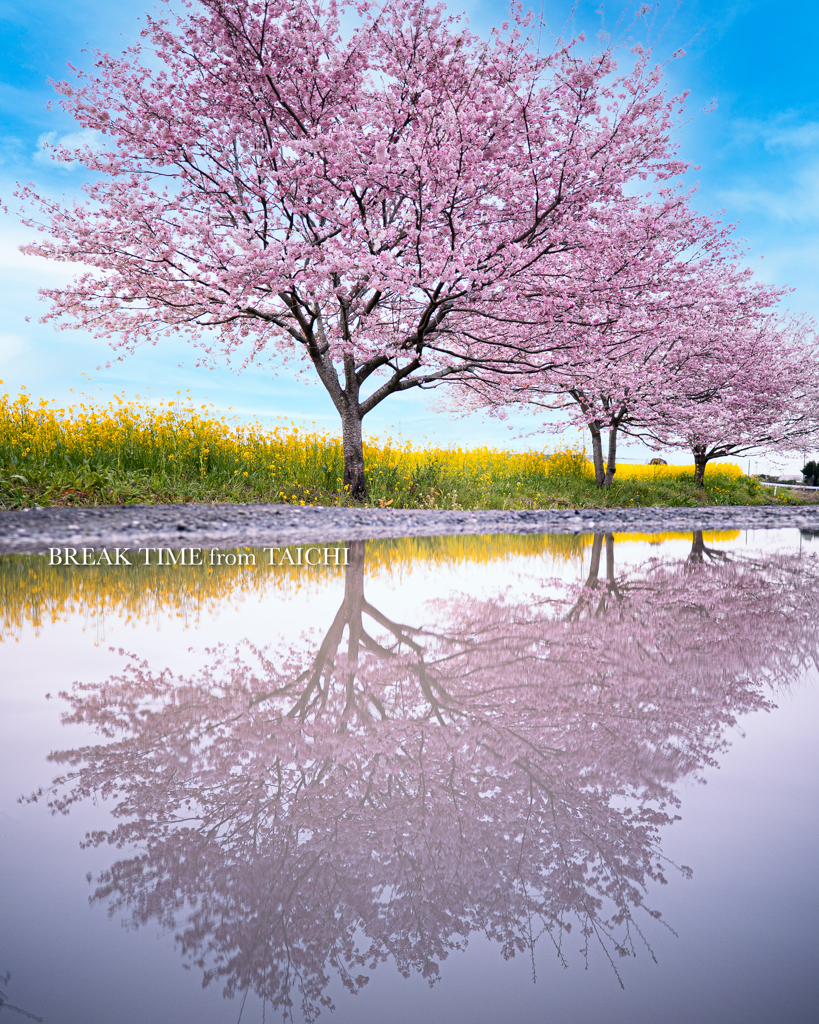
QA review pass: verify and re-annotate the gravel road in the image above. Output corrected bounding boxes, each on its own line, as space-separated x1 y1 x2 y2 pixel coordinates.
3 502 819 554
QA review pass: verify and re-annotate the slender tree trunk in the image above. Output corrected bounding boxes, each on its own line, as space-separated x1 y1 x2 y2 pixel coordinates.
602 408 627 488
605 532 622 601
340 408 367 500
692 446 708 487
306 334 370 501
588 423 606 487
344 539 366 613
603 424 619 487
583 533 620 613
342 540 366 718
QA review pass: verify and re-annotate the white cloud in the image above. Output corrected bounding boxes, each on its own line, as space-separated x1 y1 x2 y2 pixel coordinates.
33 128 102 170
731 115 819 152
744 239 819 316
0 135 23 165
720 159 819 223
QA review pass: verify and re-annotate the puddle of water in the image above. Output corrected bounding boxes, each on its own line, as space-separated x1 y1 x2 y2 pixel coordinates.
1 529 818 1024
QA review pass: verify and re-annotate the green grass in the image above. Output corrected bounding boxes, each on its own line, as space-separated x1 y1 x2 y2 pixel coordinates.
0 389 806 510
0 450 803 510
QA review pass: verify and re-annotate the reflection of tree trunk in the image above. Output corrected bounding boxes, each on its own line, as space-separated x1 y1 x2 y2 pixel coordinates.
283 540 365 721
283 541 453 724
688 530 729 565
605 533 622 601
586 533 603 589
689 530 706 563
342 541 365 718
571 533 620 617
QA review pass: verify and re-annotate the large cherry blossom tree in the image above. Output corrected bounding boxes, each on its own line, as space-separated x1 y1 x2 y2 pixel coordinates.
17 0 696 497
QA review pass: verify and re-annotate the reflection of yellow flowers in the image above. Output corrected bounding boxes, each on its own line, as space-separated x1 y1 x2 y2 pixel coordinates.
1 531 742 640
614 530 740 545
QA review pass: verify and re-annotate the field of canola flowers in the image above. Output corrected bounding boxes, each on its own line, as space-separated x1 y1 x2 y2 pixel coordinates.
0 388 772 510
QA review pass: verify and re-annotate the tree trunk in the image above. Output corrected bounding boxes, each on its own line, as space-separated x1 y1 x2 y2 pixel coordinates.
693 446 708 487
588 423 606 487
341 409 367 500
603 424 619 487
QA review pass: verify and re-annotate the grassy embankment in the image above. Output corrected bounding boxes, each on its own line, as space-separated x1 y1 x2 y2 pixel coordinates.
0 389 803 510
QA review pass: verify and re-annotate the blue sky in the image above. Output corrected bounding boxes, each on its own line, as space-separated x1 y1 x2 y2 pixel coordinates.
1 0 818 469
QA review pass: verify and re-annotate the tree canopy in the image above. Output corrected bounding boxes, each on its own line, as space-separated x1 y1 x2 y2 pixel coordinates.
19 0 721 495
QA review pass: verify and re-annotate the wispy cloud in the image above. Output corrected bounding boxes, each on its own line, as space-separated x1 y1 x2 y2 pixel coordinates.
33 127 102 170
0 135 23 164
731 115 819 152
720 159 819 222
0 331 25 368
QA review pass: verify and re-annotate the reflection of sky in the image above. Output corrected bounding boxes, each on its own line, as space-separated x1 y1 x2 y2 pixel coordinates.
1 530 818 1024
2 1 819 472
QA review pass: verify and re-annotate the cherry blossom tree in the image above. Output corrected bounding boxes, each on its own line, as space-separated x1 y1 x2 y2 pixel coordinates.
27 537 819 1018
554 285 818 487
451 191 816 487
17 0 695 497
627 311 819 483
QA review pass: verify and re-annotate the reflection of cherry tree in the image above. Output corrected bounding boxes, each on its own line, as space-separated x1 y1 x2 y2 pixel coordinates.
31 538 819 1021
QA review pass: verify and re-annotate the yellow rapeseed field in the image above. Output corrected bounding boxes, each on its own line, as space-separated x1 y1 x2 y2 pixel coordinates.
0 386 760 510
613 462 744 481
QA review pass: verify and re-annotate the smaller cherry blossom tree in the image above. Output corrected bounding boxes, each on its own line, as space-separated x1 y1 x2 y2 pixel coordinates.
627 311 819 483
450 193 812 488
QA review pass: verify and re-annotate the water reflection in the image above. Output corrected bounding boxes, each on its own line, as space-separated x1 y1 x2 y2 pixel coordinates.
27 533 819 1021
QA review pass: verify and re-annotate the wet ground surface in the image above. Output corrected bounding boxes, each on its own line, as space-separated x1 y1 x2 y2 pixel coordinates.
3 501 819 552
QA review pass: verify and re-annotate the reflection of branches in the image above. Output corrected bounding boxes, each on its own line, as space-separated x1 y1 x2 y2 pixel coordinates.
0 974 43 1022
26 538 819 1021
